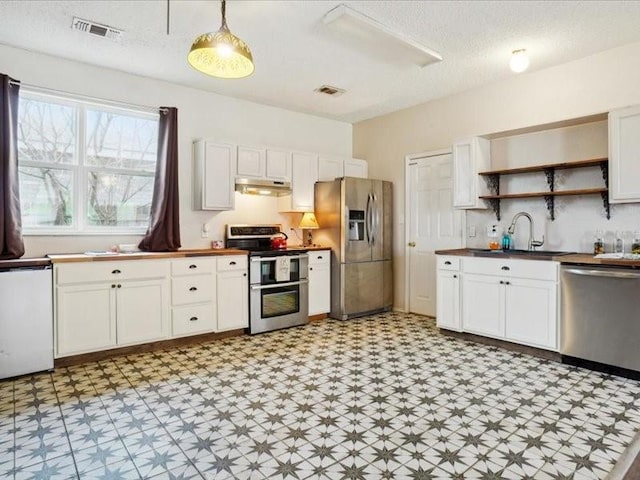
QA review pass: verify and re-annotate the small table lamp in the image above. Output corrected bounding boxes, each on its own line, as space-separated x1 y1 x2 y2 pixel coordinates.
299 212 319 246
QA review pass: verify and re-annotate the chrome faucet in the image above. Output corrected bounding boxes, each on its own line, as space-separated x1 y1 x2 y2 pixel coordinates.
507 212 544 251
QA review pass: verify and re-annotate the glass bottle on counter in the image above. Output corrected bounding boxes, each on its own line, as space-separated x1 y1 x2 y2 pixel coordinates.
632 231 640 255
614 230 625 254
593 229 605 255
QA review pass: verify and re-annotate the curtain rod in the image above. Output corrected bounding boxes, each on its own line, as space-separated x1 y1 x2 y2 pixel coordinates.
8 79 169 114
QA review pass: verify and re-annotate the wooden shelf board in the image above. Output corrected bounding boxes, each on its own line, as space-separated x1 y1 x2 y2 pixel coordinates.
479 158 607 176
479 188 607 200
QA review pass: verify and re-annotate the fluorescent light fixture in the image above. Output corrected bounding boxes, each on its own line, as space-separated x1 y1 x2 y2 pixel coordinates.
323 4 442 68
510 49 530 73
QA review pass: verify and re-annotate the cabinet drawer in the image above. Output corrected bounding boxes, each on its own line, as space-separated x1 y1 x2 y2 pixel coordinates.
172 275 215 306
172 304 216 336
171 258 216 276
217 255 248 272
308 250 330 265
437 256 460 271
463 257 557 281
56 260 169 285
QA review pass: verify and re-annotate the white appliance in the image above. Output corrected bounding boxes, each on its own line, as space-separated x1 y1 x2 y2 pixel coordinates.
0 264 54 379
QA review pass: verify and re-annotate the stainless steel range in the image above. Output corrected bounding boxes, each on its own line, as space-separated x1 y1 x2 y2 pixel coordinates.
225 225 309 334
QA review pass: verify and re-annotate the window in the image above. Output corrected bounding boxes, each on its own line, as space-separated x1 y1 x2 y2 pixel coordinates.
17 91 159 234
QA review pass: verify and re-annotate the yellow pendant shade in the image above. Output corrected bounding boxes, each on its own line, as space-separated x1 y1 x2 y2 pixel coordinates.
187 0 254 79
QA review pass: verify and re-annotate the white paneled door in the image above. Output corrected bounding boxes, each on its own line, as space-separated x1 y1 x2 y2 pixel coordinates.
406 152 463 316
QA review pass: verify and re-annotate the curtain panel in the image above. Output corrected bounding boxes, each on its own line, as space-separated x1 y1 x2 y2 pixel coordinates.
138 107 181 251
0 74 25 259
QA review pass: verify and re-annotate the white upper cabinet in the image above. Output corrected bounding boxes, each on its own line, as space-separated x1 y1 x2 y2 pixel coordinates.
344 158 368 178
193 140 235 211
265 149 291 181
237 145 265 178
609 105 640 203
279 152 318 212
452 137 490 208
318 155 344 181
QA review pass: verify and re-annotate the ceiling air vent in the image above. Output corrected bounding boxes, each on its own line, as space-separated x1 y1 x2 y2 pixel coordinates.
314 85 346 97
71 17 123 40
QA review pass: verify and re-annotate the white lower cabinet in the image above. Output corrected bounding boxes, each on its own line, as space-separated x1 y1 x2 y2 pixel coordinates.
217 256 249 331
308 250 330 316
436 256 461 331
438 255 559 351
116 279 169 346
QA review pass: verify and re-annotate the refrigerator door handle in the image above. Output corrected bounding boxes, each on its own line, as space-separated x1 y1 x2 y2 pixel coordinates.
365 193 372 245
372 193 379 246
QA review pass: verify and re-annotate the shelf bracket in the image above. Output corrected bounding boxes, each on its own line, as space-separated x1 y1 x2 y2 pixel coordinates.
544 195 555 221
599 161 609 189
600 191 611 219
487 198 501 221
543 168 555 192
485 174 500 196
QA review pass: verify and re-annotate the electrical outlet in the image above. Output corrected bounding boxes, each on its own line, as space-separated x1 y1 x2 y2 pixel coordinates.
468 225 476 237
201 223 209 238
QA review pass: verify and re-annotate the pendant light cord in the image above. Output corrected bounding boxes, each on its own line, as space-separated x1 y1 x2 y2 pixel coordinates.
166 0 170 35
220 0 229 30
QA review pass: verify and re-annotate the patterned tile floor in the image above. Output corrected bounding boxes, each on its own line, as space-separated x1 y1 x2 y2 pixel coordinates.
1 312 640 479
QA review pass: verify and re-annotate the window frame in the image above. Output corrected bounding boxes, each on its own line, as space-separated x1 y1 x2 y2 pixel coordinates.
18 90 159 236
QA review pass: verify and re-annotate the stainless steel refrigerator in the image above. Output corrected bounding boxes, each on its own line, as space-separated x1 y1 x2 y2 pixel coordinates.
314 177 393 320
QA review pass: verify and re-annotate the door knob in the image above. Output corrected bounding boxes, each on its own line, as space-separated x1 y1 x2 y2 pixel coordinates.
408 242 416 247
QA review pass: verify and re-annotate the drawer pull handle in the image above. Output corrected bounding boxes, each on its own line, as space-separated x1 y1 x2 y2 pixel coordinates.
230 261 237 265
112 269 121 274
189 264 197 269
444 261 452 265
318 256 323 260
501 266 510 271
190 316 198 322
189 287 198 291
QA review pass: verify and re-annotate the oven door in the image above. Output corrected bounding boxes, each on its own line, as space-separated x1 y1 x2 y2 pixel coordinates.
250 280 309 334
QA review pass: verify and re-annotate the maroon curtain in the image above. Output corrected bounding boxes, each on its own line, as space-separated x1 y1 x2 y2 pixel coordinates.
0 74 25 259
138 107 181 251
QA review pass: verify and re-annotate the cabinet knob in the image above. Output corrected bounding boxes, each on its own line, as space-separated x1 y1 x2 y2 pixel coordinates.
501 266 510 271
230 261 237 265
318 256 323 260
111 284 116 288
117 284 122 288
499 280 504 284
453 274 457 278
310 267 313 271
444 261 452 265
408 242 416 247
505 281 511 285
112 269 121 274
243 273 247 277
189 264 197 269
190 316 198 322
189 286 198 292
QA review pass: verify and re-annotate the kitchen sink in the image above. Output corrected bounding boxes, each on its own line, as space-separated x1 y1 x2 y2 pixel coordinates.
466 248 574 257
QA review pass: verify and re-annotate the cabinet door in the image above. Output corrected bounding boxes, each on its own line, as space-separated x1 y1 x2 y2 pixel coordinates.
217 270 249 331
237 146 265 178
609 105 640 203
266 149 291 181
505 278 557 350
452 137 489 208
344 158 368 178
56 283 116 357
194 141 235 210
461 273 504 338
116 278 169 346
318 156 344 181
291 152 319 211
436 270 461 331
309 262 330 316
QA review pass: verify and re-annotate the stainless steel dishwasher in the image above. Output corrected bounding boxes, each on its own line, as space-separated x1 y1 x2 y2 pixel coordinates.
561 265 640 372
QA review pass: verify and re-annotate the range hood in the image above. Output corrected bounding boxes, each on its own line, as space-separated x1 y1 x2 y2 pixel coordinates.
235 178 292 197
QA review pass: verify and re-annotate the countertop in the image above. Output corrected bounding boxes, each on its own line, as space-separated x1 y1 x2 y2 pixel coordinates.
47 249 248 263
436 248 640 268
0 257 51 269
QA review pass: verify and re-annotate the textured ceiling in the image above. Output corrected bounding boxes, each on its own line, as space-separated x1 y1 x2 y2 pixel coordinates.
1 1 640 123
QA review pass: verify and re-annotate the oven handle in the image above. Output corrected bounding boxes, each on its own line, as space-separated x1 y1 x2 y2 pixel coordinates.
250 255 308 262
250 279 308 290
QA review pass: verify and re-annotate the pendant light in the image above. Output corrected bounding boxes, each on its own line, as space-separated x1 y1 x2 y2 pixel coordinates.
509 49 529 73
187 0 254 79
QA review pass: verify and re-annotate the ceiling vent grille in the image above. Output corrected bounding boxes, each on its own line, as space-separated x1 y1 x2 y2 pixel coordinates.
71 17 123 40
314 85 346 97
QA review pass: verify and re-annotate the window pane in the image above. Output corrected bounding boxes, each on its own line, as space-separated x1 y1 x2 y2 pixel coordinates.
19 166 73 227
85 109 158 172
18 97 76 164
86 172 154 227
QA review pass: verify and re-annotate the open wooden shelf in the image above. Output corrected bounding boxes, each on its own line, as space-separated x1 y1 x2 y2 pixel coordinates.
478 158 609 220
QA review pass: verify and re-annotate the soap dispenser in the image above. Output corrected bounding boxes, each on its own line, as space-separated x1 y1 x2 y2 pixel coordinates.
488 225 500 250
501 231 511 250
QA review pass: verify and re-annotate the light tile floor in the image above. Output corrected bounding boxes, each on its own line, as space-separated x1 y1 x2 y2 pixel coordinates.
1 312 640 479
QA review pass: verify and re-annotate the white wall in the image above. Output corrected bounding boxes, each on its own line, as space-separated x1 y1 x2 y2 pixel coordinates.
353 41 640 311
0 44 352 256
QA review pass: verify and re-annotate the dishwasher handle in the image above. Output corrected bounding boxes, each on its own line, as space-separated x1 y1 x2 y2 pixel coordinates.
564 268 640 280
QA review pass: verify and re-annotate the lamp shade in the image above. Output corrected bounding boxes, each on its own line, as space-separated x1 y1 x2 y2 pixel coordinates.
299 212 319 229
